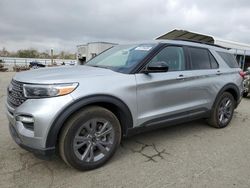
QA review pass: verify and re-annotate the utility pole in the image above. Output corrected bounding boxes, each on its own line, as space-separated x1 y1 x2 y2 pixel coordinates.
243 50 246 70
51 48 54 66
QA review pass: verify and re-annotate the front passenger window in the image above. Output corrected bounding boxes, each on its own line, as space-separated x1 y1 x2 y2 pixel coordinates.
148 46 185 71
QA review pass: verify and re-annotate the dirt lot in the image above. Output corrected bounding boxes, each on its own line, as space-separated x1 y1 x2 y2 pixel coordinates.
1 72 250 188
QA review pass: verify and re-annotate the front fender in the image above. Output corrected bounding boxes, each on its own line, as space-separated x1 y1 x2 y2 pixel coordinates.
45 95 133 148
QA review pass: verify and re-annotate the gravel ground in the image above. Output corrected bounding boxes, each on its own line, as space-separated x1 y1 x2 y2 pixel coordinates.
1 72 250 188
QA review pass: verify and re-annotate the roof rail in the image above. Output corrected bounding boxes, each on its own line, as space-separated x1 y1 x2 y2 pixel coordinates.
172 39 230 49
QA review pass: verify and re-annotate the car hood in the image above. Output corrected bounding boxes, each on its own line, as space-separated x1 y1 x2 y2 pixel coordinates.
14 65 118 84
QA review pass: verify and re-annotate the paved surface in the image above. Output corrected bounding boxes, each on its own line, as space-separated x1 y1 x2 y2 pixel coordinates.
1 72 250 188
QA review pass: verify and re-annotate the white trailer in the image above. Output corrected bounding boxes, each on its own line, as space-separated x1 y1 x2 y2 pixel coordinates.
77 42 117 64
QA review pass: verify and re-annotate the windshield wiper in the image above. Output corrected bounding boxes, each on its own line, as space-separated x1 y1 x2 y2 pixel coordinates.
88 65 110 69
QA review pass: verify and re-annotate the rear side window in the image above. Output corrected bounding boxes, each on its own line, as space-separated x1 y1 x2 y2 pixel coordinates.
209 53 219 69
189 47 219 70
217 52 239 68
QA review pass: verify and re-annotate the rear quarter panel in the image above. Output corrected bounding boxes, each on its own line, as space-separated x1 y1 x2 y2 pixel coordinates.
209 49 243 104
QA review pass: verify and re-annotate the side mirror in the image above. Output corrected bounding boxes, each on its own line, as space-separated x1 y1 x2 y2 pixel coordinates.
143 61 169 73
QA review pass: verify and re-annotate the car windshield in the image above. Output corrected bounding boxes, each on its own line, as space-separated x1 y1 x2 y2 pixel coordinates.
86 44 157 73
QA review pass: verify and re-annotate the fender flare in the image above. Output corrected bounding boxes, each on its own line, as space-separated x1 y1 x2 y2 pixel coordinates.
45 95 133 148
212 83 241 109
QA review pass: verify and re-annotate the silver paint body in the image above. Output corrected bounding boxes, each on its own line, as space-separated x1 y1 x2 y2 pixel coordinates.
6 40 243 151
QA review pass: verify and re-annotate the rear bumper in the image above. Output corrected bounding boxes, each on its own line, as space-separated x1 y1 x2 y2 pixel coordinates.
243 87 249 93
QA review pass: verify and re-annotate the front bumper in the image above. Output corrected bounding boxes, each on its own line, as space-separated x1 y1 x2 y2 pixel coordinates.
9 123 55 157
6 94 74 157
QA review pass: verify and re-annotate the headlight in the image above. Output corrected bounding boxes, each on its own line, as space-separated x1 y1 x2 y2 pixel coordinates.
23 83 78 98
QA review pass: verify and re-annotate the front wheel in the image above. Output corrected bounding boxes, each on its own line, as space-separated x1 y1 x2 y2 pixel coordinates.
207 92 235 128
59 106 121 171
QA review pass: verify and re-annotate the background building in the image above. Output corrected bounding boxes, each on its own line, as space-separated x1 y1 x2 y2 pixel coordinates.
77 42 117 64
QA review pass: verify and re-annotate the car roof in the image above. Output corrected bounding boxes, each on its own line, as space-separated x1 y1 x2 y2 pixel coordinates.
133 40 230 53
157 39 230 53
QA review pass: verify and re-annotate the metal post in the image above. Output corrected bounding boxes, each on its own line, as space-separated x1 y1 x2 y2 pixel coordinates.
51 48 54 66
243 50 246 70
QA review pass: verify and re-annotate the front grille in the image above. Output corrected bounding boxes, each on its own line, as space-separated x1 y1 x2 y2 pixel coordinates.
7 80 27 108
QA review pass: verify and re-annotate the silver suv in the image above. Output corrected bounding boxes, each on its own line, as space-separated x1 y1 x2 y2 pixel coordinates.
6 40 244 170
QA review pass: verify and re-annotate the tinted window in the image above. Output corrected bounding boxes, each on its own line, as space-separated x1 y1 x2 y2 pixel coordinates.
189 48 211 70
149 46 185 71
209 52 219 69
217 52 239 68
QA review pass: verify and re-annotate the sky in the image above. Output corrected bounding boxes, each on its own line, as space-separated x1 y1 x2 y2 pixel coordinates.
1 0 250 53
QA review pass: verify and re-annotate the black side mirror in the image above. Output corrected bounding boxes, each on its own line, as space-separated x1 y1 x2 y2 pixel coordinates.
143 61 169 73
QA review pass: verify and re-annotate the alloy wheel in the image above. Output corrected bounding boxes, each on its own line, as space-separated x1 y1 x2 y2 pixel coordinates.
218 97 233 125
73 118 115 162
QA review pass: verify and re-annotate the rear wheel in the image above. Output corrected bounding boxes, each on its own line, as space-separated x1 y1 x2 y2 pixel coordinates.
207 92 235 128
59 106 121 171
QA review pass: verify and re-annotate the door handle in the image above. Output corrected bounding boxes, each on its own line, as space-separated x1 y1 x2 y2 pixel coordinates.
176 74 185 80
216 70 222 75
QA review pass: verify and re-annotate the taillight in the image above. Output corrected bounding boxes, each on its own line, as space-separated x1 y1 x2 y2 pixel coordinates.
239 70 246 78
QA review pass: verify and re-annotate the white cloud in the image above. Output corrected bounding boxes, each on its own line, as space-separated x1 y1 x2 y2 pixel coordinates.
0 0 250 52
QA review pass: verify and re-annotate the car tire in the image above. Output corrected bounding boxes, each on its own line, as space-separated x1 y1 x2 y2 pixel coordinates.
243 92 248 98
207 92 236 128
59 106 121 171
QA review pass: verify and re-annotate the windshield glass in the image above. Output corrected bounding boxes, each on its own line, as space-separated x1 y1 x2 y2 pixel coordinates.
86 44 157 73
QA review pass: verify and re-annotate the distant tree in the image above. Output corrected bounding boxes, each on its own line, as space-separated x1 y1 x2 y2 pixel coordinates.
0 47 10 57
39 52 50 58
57 51 76 59
0 47 76 59
17 49 39 58
59 51 65 59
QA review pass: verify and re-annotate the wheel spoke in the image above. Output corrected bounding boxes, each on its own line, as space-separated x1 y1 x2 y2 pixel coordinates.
225 111 231 118
221 100 226 107
99 122 108 134
90 119 97 134
81 143 91 161
219 113 224 122
74 136 89 143
84 121 92 133
74 141 88 150
225 100 231 108
97 140 112 147
97 127 112 137
96 142 108 154
88 145 94 162
218 108 223 115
